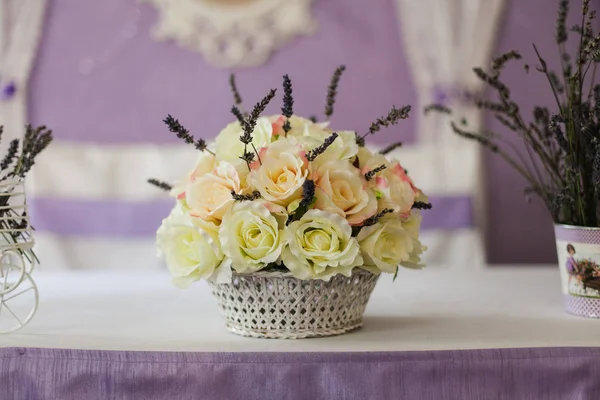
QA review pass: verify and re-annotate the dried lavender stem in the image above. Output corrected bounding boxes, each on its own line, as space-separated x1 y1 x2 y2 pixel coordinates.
229 73 243 106
588 63 598 100
324 65 346 119
533 44 565 115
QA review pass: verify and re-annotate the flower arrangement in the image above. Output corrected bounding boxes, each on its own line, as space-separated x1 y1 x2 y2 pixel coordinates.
0 124 52 334
151 67 430 287
427 0 600 227
0 124 53 261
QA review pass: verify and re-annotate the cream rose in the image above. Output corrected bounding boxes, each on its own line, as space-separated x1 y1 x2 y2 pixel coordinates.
156 206 231 287
313 160 377 225
357 219 413 274
247 139 309 206
215 117 274 162
220 201 284 273
282 210 363 280
185 161 242 221
284 115 330 138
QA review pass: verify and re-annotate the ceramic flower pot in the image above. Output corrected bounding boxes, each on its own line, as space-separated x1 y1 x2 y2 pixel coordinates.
554 224 600 318
208 268 380 339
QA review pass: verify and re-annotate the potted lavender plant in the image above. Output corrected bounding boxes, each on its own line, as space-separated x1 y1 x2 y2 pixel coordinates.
428 0 600 317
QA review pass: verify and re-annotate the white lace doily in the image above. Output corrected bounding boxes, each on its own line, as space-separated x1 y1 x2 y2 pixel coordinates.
140 0 317 68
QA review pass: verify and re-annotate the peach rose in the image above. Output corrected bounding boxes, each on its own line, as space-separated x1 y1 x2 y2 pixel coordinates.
170 152 217 201
357 147 416 213
185 161 242 221
312 160 377 225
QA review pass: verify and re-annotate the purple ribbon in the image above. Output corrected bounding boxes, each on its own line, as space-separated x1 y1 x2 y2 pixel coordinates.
432 85 473 106
1 81 16 100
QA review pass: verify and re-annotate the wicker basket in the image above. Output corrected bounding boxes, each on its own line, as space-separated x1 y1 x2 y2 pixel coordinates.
208 268 379 339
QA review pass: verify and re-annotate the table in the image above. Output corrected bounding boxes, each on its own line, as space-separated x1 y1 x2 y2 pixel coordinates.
2 267 600 399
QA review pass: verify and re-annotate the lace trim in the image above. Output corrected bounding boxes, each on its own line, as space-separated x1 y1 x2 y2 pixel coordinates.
140 0 317 68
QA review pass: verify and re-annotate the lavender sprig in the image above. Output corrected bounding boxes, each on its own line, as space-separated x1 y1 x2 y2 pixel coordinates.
163 115 212 154
147 178 172 192
423 104 451 115
379 142 403 155
164 115 192 144
324 65 346 119
363 208 394 227
229 73 243 106
0 139 19 170
288 180 316 223
282 75 294 134
11 125 53 178
412 201 432 210
491 51 522 76
306 133 338 161
556 0 569 44
238 89 277 169
358 105 411 146
364 164 386 181
298 179 315 209
231 106 246 126
245 89 277 137
231 190 261 201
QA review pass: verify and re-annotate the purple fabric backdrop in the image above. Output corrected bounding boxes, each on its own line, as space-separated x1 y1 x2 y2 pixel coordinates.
29 0 416 145
2 347 600 399
27 0 580 263
27 195 472 236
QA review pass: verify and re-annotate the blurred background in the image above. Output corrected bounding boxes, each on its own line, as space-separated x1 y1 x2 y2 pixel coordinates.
2 0 575 269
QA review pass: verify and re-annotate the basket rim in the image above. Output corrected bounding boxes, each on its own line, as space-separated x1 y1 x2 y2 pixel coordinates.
231 267 377 279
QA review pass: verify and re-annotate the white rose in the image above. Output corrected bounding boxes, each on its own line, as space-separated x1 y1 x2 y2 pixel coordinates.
313 159 377 225
398 211 426 269
220 201 284 273
215 117 274 162
247 138 309 206
282 209 363 280
356 219 413 274
185 161 242 222
156 206 231 287
292 129 358 167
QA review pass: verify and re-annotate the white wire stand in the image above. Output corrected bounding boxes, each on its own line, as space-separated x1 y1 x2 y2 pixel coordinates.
0 178 38 334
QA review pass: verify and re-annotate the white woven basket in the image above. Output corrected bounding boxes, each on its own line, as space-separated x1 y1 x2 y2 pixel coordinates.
208 268 379 339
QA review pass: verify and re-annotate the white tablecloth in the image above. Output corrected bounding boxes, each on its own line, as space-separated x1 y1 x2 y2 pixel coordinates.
3 267 600 351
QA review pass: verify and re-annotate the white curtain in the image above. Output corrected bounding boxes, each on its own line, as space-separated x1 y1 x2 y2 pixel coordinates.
394 0 506 267
0 0 48 148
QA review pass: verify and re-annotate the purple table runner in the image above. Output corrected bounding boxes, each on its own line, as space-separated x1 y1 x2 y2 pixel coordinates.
2 347 600 399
